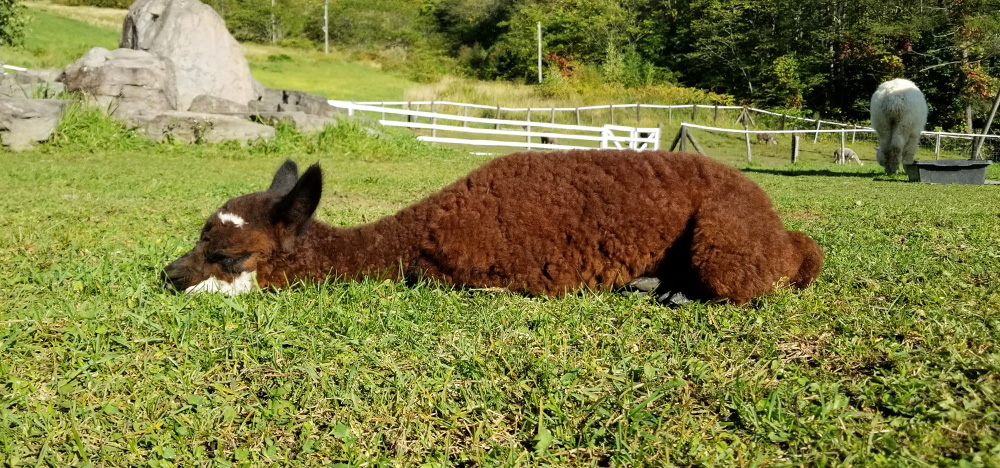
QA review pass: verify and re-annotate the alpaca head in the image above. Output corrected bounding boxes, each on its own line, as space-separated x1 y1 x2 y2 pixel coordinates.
162 160 323 294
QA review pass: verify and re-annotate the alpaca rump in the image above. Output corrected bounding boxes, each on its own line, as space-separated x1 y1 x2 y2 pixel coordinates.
162 150 824 304
871 78 928 174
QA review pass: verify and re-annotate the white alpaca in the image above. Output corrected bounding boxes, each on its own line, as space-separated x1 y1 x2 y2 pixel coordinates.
870 78 928 174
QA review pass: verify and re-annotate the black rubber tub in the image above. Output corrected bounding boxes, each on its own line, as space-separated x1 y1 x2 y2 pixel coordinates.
903 160 993 185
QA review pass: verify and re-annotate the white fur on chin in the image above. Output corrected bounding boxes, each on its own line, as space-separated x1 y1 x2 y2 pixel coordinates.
184 271 258 295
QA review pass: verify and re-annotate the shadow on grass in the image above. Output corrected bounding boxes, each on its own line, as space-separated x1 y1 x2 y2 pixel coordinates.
741 167 904 180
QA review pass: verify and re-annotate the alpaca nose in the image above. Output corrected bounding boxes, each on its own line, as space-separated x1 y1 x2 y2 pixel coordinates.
162 256 190 292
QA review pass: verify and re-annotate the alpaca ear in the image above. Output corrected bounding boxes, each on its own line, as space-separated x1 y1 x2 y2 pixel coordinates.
272 163 322 239
268 159 299 195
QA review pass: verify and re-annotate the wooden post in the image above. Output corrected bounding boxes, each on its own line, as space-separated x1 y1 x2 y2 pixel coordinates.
692 105 698 122
495 105 501 130
813 117 822 144
463 106 468 127
669 126 684 151
780 114 786 131
791 135 800 163
679 126 688 152
744 123 752 163
686 129 706 155
575 107 581 125
527 108 532 123
668 107 672 123
972 89 1000 159
636 104 641 124
714 105 719 124
935 134 942 160
550 108 555 124
657 123 663 150
610 105 615 125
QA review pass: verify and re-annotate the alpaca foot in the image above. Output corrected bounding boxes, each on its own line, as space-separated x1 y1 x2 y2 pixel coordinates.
656 291 693 306
626 276 661 292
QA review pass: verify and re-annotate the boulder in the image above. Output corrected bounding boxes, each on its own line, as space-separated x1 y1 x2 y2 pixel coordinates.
0 99 71 151
0 69 65 99
61 47 178 117
188 95 248 114
135 111 275 144
249 87 340 118
121 0 255 111
251 111 336 133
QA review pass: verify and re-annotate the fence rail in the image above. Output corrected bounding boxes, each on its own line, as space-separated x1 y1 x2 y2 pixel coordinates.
329 100 660 152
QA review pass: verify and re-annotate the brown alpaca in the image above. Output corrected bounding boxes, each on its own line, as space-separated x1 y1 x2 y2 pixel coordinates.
163 150 823 304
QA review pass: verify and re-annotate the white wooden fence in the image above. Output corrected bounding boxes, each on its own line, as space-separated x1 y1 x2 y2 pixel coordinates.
328 100 661 152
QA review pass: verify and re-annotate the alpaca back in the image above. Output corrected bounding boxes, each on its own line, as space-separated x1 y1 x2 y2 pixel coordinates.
404 150 781 295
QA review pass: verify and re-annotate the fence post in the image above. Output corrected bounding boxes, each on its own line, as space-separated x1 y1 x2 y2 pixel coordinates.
495 105 501 130
575 107 581 125
668 107 672 124
839 131 846 164
463 106 468 127
406 102 412 123
744 123 752 163
657 123 663 150
780 114 786 131
714 105 719 125
791 135 800 163
551 108 555 124
609 105 615 125
526 108 532 148
636 104 641 124
679 126 688 152
431 101 437 138
813 117 821 144
851 125 857 144
692 105 698 122
935 134 942 160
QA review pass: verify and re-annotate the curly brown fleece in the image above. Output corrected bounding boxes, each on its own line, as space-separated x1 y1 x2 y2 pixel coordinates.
166 149 823 304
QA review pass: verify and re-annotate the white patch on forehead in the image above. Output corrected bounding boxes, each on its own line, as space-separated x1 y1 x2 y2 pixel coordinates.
184 271 258 296
218 212 246 228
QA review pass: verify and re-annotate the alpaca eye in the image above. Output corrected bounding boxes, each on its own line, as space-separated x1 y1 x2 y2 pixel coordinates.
216 253 251 272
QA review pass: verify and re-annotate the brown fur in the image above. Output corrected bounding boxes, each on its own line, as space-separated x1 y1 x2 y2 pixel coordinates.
163 150 823 304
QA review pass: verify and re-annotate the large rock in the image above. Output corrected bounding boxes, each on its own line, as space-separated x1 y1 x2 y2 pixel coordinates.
135 111 275 144
249 88 339 118
0 69 65 99
121 0 255 111
0 99 70 150
251 111 336 133
188 95 248 114
61 47 178 117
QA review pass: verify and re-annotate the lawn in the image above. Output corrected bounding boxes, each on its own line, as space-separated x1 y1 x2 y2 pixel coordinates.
1 106 999 466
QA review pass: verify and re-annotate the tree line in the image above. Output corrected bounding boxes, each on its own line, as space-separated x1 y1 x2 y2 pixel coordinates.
23 0 1000 129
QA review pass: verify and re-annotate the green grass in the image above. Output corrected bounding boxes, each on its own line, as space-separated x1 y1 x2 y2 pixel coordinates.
2 108 1000 466
245 46 417 101
0 8 119 69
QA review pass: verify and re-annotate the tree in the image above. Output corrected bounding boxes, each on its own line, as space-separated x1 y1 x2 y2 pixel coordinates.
0 0 27 48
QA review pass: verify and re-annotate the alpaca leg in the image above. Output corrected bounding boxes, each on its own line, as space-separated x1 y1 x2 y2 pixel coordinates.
901 136 921 166
682 201 802 304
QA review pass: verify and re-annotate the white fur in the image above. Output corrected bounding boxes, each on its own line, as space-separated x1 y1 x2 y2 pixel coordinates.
870 78 928 174
218 212 246 228
184 271 258 295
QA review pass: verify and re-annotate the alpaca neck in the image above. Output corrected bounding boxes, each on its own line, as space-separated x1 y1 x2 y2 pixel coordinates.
273 214 419 284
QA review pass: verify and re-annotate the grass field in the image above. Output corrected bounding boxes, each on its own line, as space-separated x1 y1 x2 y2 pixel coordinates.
2 106 1000 466
3 4 1000 466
